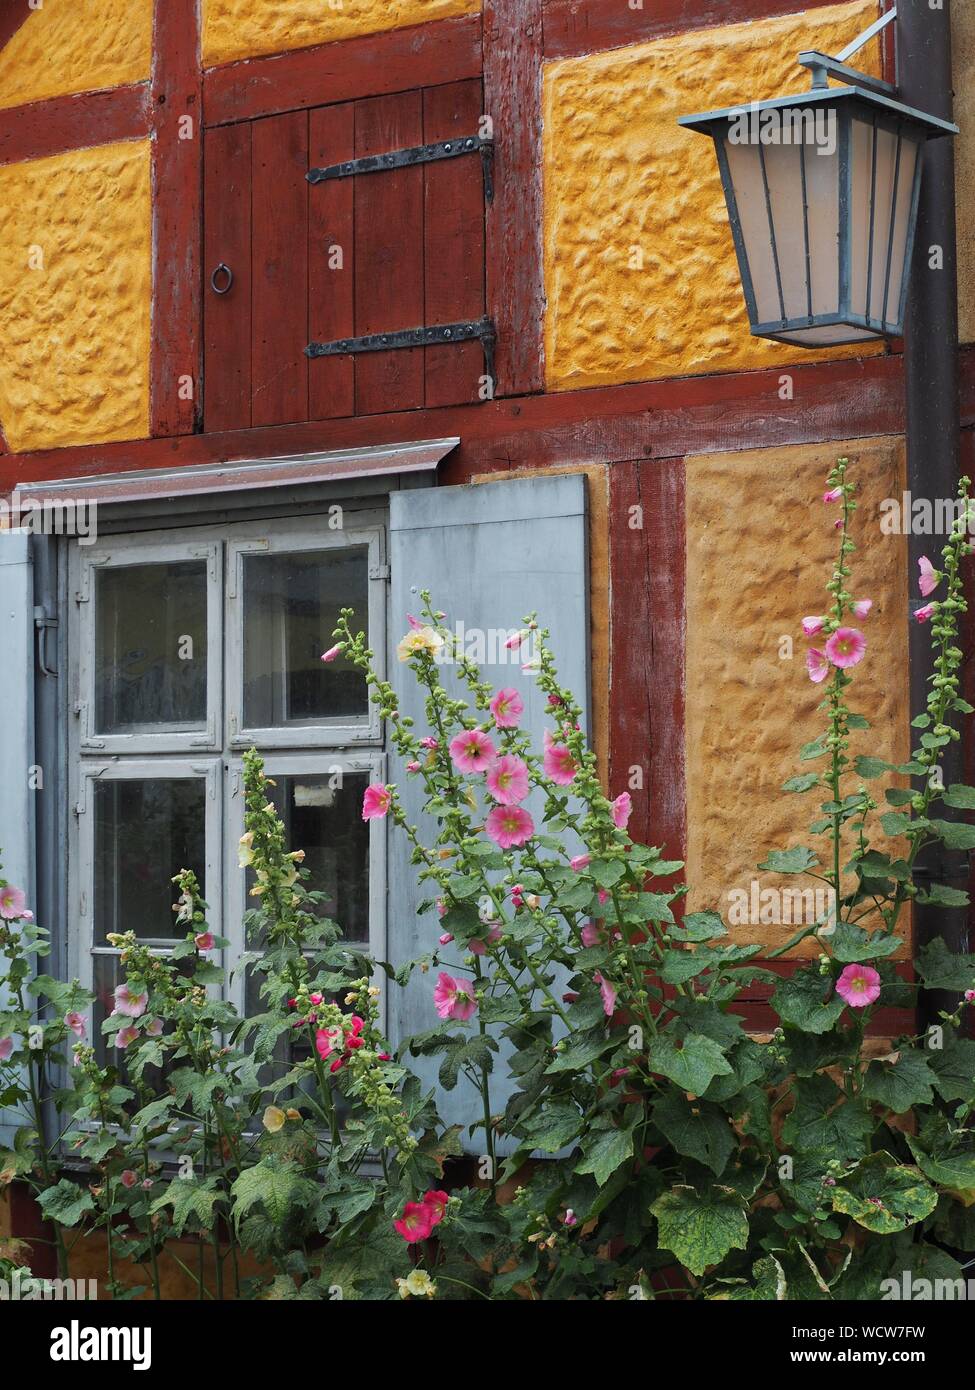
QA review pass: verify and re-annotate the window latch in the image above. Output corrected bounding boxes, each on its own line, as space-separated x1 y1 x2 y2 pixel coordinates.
33 605 58 678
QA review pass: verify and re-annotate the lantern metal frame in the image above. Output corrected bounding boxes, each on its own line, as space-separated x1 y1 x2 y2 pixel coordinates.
678 9 958 347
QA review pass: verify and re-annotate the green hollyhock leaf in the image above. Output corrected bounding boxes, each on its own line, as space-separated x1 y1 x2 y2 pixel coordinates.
855 850 910 882
723 1255 788 1301
782 1074 872 1162
671 911 727 942
651 1092 733 1177
905 1136 975 1196
854 756 894 779
929 819 975 851
37 1179 96 1228
800 738 828 760
647 1033 733 1095
228 1162 314 1231
846 713 870 729
927 1037 975 1102
574 1122 635 1187
916 938 975 992
829 920 903 963
831 1152 937 1234
942 784 975 809
758 847 819 874
523 1101 583 1154
862 1049 937 1112
917 882 970 908
773 969 846 1033
651 1185 748 1277
782 773 820 793
545 1031 619 1074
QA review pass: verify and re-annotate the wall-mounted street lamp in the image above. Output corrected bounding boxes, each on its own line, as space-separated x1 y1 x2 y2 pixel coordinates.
679 8 957 347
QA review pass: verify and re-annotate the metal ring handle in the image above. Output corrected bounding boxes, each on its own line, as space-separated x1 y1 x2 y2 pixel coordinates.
210 262 234 295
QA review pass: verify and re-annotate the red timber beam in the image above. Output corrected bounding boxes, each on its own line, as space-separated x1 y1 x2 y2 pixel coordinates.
0 84 149 165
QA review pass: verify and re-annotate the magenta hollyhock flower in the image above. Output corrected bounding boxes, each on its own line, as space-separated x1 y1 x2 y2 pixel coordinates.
835 963 882 1008
581 922 601 947
115 1025 140 1049
485 805 534 848
486 754 529 806
145 1018 163 1037
113 983 147 1019
320 644 343 663
851 599 873 619
570 854 591 872
544 743 577 786
801 616 826 636
490 687 524 728
406 760 422 772
394 1201 436 1243
0 885 26 920
449 728 496 773
918 556 941 597
120 1170 138 1190
504 631 527 651
595 972 617 1017
0 1037 13 1062
806 648 830 683
433 972 478 1021
423 1190 450 1225
142 1179 154 1191
823 486 844 503
964 989 975 1003
611 792 632 829
511 884 525 908
915 603 937 623
824 627 866 669
419 736 439 750
315 1026 343 1061
362 783 392 820
194 931 214 951
438 932 454 945
563 1209 578 1227
64 1011 86 1040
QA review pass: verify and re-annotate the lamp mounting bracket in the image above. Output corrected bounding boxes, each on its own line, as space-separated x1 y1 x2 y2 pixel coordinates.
799 6 897 96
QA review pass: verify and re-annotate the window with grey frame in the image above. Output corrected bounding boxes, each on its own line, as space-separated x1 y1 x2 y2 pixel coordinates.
65 513 389 1064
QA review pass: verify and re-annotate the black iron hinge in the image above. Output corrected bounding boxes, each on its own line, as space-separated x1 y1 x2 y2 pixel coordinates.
306 316 497 384
307 134 494 203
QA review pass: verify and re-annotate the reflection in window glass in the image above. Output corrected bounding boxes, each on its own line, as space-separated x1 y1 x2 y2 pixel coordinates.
95 561 207 732
241 548 368 728
94 779 206 942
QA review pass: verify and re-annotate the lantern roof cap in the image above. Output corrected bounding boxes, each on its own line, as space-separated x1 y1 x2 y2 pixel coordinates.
679 84 958 140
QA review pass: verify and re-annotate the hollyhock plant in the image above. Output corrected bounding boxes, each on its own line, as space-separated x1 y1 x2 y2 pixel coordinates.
490 687 524 728
485 805 534 849
835 963 882 1008
362 784 392 820
486 754 529 805
433 972 478 1021
0 884 26 919
449 728 496 773
824 627 866 669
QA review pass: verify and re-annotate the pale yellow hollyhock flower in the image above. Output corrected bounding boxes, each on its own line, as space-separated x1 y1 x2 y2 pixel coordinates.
396 1269 437 1298
262 1106 286 1133
238 832 255 868
396 626 443 663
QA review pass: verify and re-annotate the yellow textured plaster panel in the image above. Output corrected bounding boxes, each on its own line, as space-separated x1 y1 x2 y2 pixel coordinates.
0 142 152 453
0 0 151 111
954 3 975 344
202 0 481 67
543 1 883 391
684 437 910 958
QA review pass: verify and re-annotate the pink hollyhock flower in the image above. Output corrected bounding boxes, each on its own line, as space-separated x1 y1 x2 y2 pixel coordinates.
825 628 866 669
406 613 424 632
964 989 975 1003
115 1025 139 1049
113 983 147 1019
64 1011 87 1040
315 1026 343 1061
485 805 534 849
145 1018 163 1037
915 603 937 623
422 1190 449 1225
504 631 526 651
469 925 502 956
449 728 496 773
0 885 26 920
807 648 830 684
490 687 524 728
544 743 577 786
511 884 525 909
563 1209 578 1228
581 922 601 948
851 599 873 619
801 616 826 637
597 889 610 905
570 854 590 872
120 1170 138 1189
142 1179 154 1191
406 760 422 773
194 931 214 951
320 644 343 663
0 1037 13 1062
918 556 941 597
611 792 632 829
438 932 454 946
823 486 844 503
486 754 529 806
433 972 478 1021
419 736 439 750
394 1201 437 1244
595 972 617 1017
362 784 392 820
835 963 882 1008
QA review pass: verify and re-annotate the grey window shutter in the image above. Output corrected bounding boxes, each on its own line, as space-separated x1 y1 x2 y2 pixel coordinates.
0 532 36 1146
388 473 590 1148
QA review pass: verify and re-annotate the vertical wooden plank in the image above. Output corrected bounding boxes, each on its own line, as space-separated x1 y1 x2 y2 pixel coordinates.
484 0 544 397
423 79 486 408
251 109 309 428
354 91 424 415
151 0 203 436
308 102 355 421
202 121 252 433
609 458 686 862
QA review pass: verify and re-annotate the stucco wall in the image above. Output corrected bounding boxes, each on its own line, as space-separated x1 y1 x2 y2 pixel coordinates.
541 0 882 392
0 141 152 453
684 436 910 957
201 0 480 67
0 0 151 111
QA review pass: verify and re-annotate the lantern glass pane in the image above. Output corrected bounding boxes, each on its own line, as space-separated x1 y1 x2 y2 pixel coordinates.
884 135 920 326
723 139 781 325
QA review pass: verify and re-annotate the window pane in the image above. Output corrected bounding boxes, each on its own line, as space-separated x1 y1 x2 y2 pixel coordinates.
241 548 368 728
94 779 206 943
95 561 207 733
